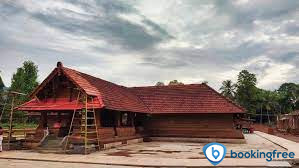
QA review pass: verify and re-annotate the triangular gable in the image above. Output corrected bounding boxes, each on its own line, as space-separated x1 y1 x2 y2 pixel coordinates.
29 67 59 98
30 63 102 98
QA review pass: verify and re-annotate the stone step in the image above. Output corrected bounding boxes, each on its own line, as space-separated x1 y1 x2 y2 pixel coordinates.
42 140 62 146
36 148 65 154
40 137 64 149
47 137 63 141
42 145 62 148
36 146 62 150
46 140 62 144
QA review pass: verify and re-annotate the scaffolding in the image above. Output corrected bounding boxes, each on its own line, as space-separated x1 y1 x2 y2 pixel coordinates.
0 91 27 150
64 91 100 154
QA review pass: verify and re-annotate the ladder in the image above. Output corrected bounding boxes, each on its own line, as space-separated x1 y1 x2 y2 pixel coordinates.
64 93 100 154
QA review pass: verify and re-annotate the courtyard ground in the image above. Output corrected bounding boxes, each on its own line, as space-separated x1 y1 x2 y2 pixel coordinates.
0 159 134 168
0 132 297 167
273 130 299 143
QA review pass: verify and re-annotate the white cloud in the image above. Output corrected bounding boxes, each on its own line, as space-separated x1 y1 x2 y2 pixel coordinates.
19 0 92 16
258 63 295 88
238 55 296 89
0 0 298 91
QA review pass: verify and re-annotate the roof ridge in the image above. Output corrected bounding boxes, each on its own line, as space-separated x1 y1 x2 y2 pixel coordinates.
62 66 126 88
61 67 101 96
130 83 204 88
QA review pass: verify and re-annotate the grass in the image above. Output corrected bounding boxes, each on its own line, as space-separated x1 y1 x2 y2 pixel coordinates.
1 122 38 129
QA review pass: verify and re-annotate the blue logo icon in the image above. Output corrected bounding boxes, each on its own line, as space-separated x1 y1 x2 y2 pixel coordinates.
203 143 227 166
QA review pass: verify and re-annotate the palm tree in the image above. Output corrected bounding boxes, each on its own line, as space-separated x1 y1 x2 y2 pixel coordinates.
0 73 4 91
220 80 236 100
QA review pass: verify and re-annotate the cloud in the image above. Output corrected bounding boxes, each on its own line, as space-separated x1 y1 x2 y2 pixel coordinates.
0 0 298 91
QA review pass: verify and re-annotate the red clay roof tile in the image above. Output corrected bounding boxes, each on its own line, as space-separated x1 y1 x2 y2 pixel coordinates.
19 65 244 114
129 84 244 114
62 67 150 113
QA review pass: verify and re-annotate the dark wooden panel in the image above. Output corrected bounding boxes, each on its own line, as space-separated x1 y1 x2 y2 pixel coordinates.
144 114 243 139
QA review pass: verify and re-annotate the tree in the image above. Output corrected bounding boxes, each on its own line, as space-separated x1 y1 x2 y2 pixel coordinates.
235 70 257 114
258 90 280 125
0 73 5 118
8 61 39 120
0 73 5 103
277 83 299 113
0 73 4 91
219 69 298 124
11 61 39 96
220 80 236 100
155 82 165 86
168 80 184 86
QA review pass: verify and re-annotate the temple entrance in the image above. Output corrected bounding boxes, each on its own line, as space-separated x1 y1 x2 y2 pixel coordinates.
45 111 72 138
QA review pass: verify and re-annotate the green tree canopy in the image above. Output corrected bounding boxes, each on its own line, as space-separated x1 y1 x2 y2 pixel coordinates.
168 80 184 86
10 61 39 105
11 61 38 94
0 73 4 91
220 80 236 100
155 82 165 86
277 82 299 113
220 69 298 124
235 70 257 114
1 61 39 121
0 73 5 110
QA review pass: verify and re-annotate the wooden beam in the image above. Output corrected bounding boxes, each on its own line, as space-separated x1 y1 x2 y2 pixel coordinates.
8 91 26 96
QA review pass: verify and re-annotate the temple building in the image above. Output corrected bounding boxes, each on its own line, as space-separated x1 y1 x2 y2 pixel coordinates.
18 62 245 153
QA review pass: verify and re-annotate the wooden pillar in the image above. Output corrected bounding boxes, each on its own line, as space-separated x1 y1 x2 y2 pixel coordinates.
115 111 121 127
133 113 136 127
40 112 48 128
95 110 101 127
114 111 120 136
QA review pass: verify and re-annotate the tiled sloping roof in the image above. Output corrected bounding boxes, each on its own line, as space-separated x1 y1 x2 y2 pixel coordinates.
62 67 101 96
129 84 244 114
62 67 150 113
20 64 244 114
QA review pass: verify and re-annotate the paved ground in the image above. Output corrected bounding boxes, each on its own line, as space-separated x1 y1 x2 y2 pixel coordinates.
255 131 299 160
97 134 285 159
273 130 299 143
0 133 297 167
0 159 135 168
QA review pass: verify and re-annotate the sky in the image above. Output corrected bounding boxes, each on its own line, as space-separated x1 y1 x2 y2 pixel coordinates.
0 0 298 90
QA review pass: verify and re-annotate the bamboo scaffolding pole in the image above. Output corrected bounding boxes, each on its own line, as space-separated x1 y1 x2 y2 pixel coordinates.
8 95 15 150
84 94 88 155
91 97 100 150
64 91 81 152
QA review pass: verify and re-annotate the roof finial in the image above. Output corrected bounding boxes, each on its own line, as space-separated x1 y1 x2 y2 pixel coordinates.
57 61 63 68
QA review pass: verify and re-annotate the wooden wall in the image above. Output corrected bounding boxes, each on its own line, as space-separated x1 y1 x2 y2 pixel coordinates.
144 114 244 139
